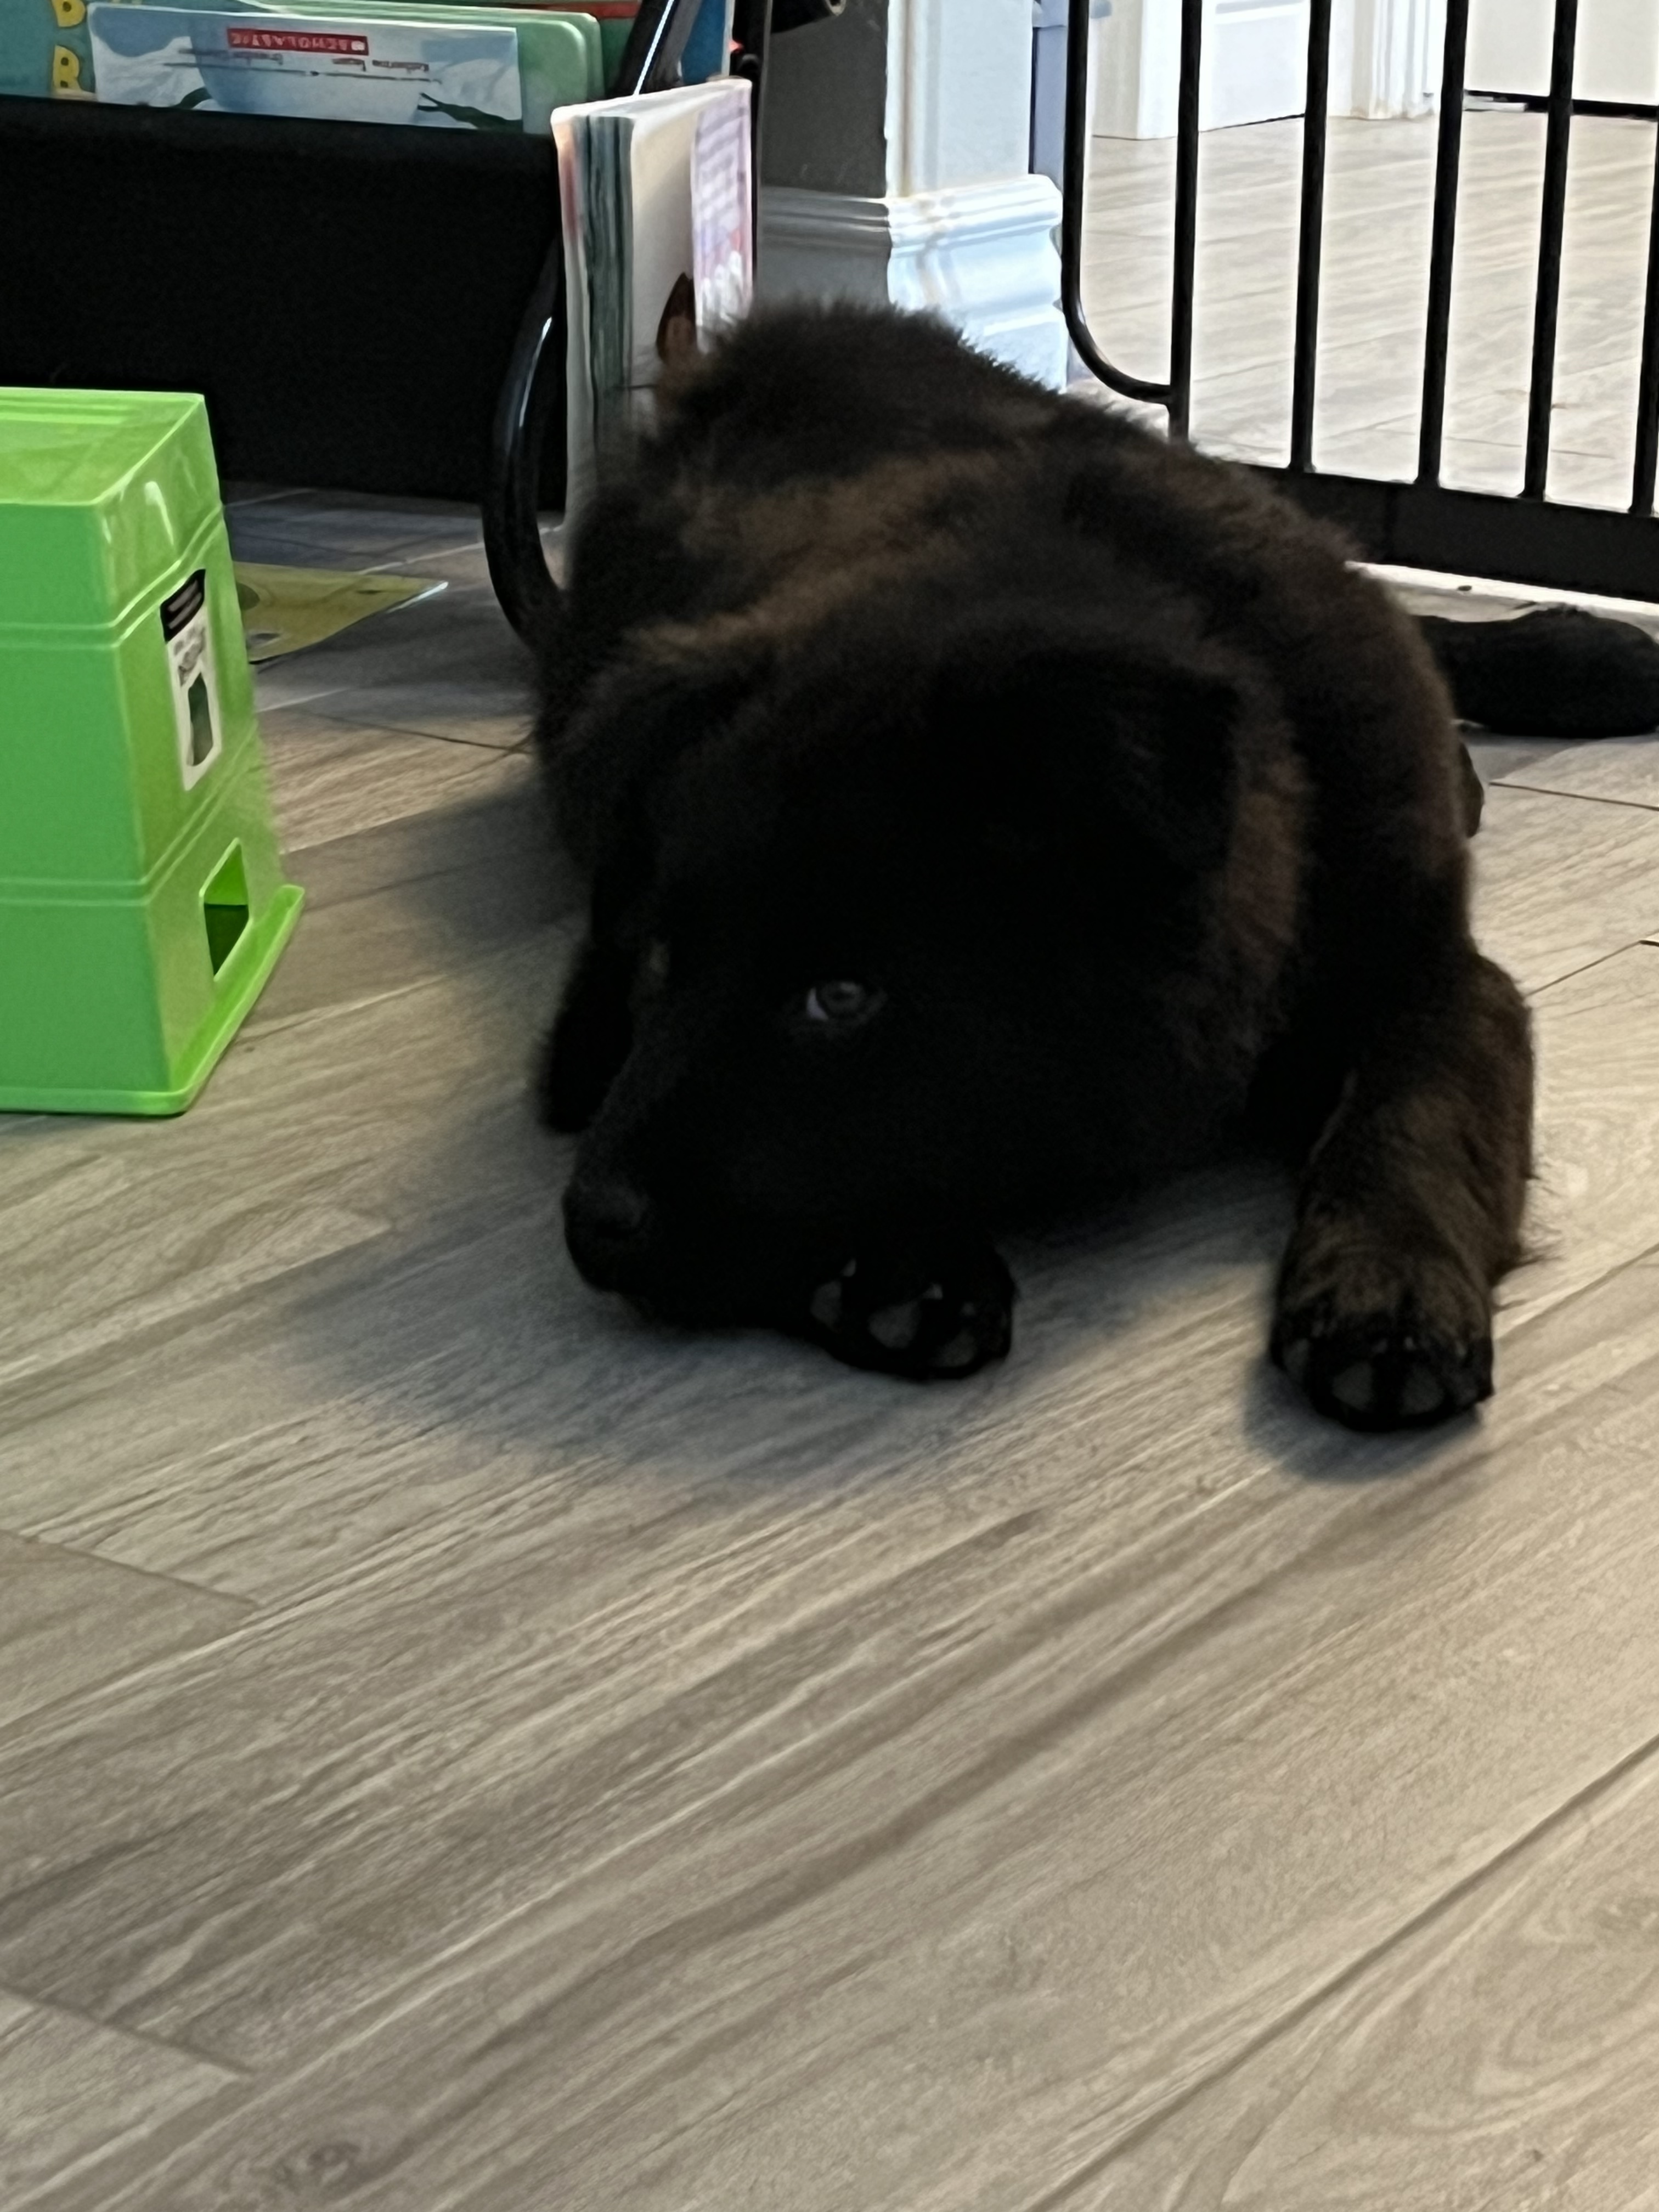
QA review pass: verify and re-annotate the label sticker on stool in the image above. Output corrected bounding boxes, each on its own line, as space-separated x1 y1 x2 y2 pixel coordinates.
160 569 223 790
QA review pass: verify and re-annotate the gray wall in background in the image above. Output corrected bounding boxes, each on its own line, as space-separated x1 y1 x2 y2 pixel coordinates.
760 0 889 194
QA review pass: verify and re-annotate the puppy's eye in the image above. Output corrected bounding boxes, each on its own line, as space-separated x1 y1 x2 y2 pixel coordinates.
803 980 883 1026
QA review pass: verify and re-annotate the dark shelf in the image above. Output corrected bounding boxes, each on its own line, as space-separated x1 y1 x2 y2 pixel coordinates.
0 94 563 501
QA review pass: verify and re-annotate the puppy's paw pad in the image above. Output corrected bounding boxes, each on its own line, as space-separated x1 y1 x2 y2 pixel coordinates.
868 1297 929 1351
931 1328 990 1374
1272 1302 1492 1434
804 1252 1014 1381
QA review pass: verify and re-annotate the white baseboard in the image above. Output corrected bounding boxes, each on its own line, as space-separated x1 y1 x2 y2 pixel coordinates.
757 174 1069 392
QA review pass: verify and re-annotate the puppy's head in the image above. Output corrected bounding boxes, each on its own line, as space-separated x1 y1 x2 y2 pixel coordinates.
556 601 1252 1325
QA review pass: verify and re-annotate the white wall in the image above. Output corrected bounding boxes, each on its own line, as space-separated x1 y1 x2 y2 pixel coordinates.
884 0 1035 194
1093 0 1183 138
1207 0 1313 129
1466 0 1658 106
1095 0 1447 137
1329 0 1444 119
1095 0 1313 137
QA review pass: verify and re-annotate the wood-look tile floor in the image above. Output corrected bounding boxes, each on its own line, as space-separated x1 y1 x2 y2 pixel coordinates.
4 481 1659 2211
1080 106 1659 508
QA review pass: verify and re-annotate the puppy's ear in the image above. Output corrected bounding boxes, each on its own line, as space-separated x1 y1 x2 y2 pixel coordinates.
938 644 1239 874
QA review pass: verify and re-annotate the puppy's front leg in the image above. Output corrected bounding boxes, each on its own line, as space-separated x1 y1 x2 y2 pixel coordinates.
537 930 635 1132
1273 945 1532 1431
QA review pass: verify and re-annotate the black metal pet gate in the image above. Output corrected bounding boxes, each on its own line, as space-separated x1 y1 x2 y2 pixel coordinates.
1058 0 1659 602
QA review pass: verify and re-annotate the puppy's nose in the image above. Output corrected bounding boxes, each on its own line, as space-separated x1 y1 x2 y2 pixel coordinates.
564 1175 654 1289
575 1177 651 1243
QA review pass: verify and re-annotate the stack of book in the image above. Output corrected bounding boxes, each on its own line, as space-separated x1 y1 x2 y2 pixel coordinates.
554 72 751 518
2 0 733 132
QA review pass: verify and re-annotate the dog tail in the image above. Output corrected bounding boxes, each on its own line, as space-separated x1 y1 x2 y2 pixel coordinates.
1418 605 1659 738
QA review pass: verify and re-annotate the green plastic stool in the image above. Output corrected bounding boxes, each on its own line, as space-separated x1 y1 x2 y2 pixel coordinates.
0 387 302 1115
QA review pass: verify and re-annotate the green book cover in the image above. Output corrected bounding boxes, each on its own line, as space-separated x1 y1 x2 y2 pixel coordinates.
3 0 604 117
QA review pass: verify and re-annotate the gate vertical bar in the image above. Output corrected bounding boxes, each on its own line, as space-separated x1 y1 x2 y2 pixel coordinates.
1289 0 1333 472
1523 0 1579 500
1059 0 1173 403
1418 0 1469 483
1168 0 1204 436
1631 117 1659 513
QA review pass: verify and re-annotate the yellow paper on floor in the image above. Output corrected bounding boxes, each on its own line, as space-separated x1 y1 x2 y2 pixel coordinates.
233 563 445 664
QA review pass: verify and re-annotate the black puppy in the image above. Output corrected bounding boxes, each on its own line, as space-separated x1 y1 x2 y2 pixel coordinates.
534 303 1655 1431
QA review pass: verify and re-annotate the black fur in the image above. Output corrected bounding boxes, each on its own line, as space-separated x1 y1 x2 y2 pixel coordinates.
529 302 1631 1430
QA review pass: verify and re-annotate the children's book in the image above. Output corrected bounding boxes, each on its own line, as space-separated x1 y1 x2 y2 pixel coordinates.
552 73 751 518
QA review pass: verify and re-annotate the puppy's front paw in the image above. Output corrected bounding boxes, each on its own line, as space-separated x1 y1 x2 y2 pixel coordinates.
1272 1223 1494 1432
801 1245 1015 1381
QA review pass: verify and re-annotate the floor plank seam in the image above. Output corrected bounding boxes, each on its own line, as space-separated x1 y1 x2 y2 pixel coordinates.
246 932 565 1041
1493 775 1659 817
1499 1224 1659 1336
0 1201 554 1479
242 949 560 1049
360 540 484 572
0 1527 258 1616
0 1984 251 2081
274 714 528 767
1514 934 1659 1000
223 488 310 514
315 715 530 753
281 813 547 884
1017 1715 1659 2211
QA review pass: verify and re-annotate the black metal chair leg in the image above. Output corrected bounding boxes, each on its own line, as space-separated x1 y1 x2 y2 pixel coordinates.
483 235 568 656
